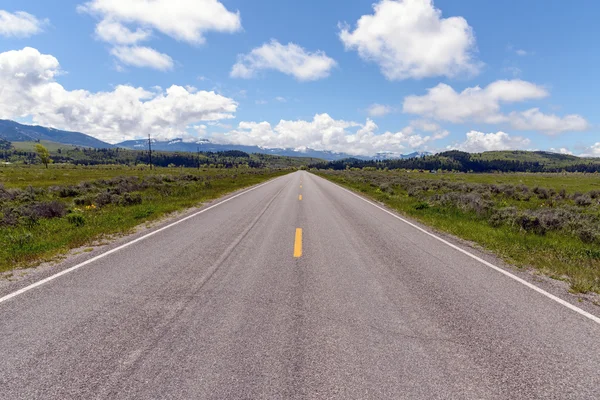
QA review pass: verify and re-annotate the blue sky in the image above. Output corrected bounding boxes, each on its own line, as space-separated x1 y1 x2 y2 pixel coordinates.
0 0 598 156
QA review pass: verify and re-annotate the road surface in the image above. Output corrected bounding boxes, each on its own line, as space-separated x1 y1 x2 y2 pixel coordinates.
0 171 599 399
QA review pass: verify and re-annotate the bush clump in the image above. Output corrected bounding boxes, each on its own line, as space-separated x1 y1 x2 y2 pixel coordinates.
67 213 85 227
24 201 67 219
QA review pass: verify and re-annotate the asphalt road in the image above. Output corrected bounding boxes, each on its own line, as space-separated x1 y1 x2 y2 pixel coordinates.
1 171 599 399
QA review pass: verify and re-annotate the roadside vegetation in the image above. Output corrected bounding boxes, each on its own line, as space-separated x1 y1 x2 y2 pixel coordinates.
0 164 288 273
315 169 600 295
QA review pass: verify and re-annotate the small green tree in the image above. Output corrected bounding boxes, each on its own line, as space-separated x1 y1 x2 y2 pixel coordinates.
34 144 52 168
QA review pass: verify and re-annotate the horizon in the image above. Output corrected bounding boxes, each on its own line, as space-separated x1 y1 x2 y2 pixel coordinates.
0 0 598 157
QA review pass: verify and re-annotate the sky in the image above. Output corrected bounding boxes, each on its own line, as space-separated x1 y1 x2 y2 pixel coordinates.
0 0 598 157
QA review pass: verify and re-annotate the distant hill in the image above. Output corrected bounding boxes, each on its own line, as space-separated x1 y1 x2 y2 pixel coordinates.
0 120 113 149
471 150 595 168
312 150 600 173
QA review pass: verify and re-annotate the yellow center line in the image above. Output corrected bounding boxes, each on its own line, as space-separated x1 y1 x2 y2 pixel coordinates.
300 185 302 188
299 194 302 201
294 228 303 258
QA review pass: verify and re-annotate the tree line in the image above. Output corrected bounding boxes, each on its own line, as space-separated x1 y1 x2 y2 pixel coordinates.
309 150 600 173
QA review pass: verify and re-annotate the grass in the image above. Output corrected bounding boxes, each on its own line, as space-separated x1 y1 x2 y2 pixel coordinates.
0 164 290 273
315 169 600 295
392 170 600 194
11 140 80 152
0 163 250 188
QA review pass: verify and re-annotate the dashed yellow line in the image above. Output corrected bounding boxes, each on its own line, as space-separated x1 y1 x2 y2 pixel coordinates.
299 195 302 201
294 228 303 258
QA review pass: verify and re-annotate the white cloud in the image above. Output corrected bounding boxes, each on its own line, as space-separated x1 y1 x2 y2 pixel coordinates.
549 147 573 155
339 0 480 80
111 46 174 71
95 19 150 44
0 47 237 143
403 80 548 123
403 80 588 134
508 108 589 135
367 104 393 117
580 143 600 158
231 40 337 81
79 0 241 44
211 114 446 156
515 49 528 56
0 10 47 37
450 131 531 153
275 96 287 103
80 0 241 69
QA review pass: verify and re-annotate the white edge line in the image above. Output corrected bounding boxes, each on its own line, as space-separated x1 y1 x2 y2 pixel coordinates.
315 174 600 326
0 176 284 305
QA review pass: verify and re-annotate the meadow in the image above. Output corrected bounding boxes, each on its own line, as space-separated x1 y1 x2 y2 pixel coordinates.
0 164 288 273
315 169 600 295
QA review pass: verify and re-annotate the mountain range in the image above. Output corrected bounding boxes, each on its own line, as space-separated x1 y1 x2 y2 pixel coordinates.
0 120 430 161
0 120 114 149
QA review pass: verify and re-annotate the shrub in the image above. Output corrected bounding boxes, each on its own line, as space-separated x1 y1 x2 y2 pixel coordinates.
0 207 20 226
558 188 567 199
534 187 550 200
574 194 593 207
119 193 142 206
516 213 546 235
488 207 518 228
74 196 94 206
378 183 395 195
95 191 120 207
58 186 80 198
67 213 85 227
538 209 567 231
25 201 67 219
589 190 600 199
414 202 430 210
577 227 598 244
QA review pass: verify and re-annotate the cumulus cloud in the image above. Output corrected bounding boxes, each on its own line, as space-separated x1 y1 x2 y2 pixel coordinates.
95 19 151 45
450 131 531 153
80 0 241 69
0 10 47 37
110 46 174 71
403 80 548 123
79 0 241 44
367 104 393 117
211 114 446 156
403 80 588 134
0 47 237 143
508 108 589 135
580 143 600 157
231 40 336 81
339 0 480 80
549 147 573 155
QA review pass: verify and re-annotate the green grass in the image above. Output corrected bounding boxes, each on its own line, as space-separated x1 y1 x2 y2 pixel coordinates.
11 141 80 152
0 165 290 273
0 164 250 188
315 169 600 295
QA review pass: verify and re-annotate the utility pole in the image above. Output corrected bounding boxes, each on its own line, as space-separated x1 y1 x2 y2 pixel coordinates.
197 146 200 170
148 134 153 170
